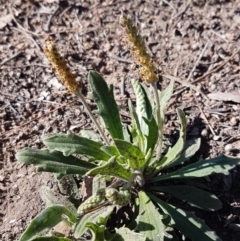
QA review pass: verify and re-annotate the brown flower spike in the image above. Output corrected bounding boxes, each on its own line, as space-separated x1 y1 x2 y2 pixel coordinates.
44 36 82 93
120 14 159 83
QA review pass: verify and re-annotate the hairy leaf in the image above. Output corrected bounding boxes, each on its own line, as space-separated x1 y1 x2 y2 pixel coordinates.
19 205 77 241
85 222 105 241
40 187 78 216
164 138 201 169
31 238 72 241
74 205 115 238
159 80 174 130
128 99 144 150
114 139 145 170
16 148 96 175
155 108 186 171
142 116 158 157
150 185 222 211
131 79 154 150
149 194 222 241
137 191 166 241
87 156 132 181
80 129 101 142
132 79 152 122
150 155 240 182
101 145 119 157
88 70 124 140
43 131 110 161
110 227 146 241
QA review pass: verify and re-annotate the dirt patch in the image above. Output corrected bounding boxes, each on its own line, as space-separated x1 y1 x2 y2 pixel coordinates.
0 0 240 240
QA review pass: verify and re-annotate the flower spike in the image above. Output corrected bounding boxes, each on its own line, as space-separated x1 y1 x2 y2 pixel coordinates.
44 36 82 94
120 13 159 83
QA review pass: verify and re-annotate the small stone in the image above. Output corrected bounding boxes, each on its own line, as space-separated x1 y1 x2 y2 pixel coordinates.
213 135 220 141
201 129 208 137
0 175 5 182
9 219 16 224
210 84 217 91
98 50 105 58
225 144 233 152
100 66 108 75
230 117 238 126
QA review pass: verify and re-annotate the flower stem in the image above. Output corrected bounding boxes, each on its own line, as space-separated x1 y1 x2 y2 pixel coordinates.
76 91 110 145
151 82 163 161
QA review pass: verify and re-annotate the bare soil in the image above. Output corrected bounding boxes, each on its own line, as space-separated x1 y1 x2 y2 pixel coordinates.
0 0 240 240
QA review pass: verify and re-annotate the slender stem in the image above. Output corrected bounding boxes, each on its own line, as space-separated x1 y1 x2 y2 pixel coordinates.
76 91 110 145
151 82 163 161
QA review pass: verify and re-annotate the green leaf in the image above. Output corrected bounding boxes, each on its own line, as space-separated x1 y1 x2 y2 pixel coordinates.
57 175 80 200
87 156 132 181
92 175 107 194
31 238 72 241
80 129 101 142
85 222 105 241
110 227 146 241
122 123 131 143
150 155 240 182
150 185 222 211
88 70 124 140
137 191 166 241
74 205 115 238
19 205 77 241
43 131 110 161
114 139 145 170
149 193 222 241
40 187 78 216
16 148 96 175
131 79 152 121
159 80 174 130
165 138 201 169
128 99 144 150
86 206 114 241
142 116 158 157
101 145 119 157
155 108 186 171
131 80 154 153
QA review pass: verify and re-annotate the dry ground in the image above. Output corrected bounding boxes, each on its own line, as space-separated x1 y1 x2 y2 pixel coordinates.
0 0 240 240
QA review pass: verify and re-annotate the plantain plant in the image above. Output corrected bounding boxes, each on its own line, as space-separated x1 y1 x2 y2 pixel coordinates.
16 14 239 241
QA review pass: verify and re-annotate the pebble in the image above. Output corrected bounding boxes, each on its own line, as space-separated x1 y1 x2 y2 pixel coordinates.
213 135 220 141
210 84 217 91
9 219 16 224
0 175 5 182
230 117 238 126
201 129 208 137
225 144 233 152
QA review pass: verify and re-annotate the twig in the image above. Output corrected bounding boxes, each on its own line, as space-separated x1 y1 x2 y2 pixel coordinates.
163 74 210 102
170 41 210 101
172 1 190 20
44 5 60 32
0 92 17 97
191 47 240 85
210 29 229 43
0 52 22 66
8 4 41 37
108 54 133 64
173 48 240 96
193 96 216 137
161 0 176 11
11 27 42 52
1 64 49 69
0 102 71 138
187 41 210 82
